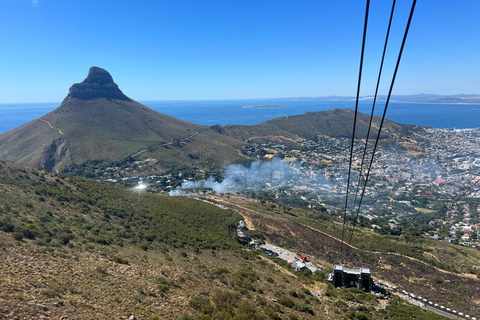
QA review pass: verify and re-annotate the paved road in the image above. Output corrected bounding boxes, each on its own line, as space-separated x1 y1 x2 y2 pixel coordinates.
393 292 465 319
261 242 297 263
423 305 463 319
260 242 321 273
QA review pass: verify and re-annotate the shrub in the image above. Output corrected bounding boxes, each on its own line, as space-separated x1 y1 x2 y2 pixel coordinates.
111 255 129 264
231 268 260 292
96 267 108 275
296 304 314 315
301 288 311 296
189 296 214 315
213 267 230 276
13 232 23 241
212 290 238 309
41 282 66 298
157 283 169 296
289 290 298 298
277 295 295 308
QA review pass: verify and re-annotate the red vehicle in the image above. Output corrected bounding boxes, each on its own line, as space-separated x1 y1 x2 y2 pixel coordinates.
295 254 310 262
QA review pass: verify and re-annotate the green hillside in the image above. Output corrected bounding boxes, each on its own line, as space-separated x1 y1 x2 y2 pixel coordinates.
210 195 480 318
0 160 452 320
0 67 245 173
0 160 240 251
223 109 425 149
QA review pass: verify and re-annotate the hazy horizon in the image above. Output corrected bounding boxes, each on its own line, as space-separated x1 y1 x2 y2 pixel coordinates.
1 93 480 105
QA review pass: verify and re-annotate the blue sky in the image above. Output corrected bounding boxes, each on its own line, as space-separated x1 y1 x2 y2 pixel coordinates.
0 0 479 102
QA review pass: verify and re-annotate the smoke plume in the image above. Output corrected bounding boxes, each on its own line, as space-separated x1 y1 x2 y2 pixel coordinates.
170 158 299 195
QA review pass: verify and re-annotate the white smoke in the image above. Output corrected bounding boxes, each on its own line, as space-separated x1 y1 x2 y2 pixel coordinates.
169 158 299 195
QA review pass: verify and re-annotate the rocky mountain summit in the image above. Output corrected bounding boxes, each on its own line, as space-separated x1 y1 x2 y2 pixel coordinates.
66 66 131 101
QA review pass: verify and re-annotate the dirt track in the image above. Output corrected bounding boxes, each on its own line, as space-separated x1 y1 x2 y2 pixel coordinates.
38 118 65 135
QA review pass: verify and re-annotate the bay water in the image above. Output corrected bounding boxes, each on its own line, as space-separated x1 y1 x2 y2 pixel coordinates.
0 98 479 134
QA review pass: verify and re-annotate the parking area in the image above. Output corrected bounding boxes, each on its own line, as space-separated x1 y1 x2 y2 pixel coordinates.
260 242 322 273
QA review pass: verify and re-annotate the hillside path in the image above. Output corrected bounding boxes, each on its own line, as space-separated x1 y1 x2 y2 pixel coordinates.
248 135 299 144
37 118 65 135
129 129 204 158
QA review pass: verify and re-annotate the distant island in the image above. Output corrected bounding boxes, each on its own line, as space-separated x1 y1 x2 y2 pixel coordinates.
243 105 288 109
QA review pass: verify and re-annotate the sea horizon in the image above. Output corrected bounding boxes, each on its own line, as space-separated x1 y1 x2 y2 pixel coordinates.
0 98 479 135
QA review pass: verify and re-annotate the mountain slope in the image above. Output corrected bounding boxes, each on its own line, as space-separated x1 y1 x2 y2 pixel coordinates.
222 108 426 149
0 68 428 174
0 160 451 320
0 67 244 172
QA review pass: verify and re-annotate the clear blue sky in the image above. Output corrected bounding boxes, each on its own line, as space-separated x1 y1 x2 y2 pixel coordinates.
0 0 479 102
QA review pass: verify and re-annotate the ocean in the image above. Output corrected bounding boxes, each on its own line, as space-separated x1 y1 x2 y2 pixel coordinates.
0 98 479 134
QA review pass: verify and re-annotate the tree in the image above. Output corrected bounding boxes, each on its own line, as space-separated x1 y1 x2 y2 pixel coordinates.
225 217 238 238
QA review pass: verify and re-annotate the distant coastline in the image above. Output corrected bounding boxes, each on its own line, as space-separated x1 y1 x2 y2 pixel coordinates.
2 99 480 135
243 105 287 109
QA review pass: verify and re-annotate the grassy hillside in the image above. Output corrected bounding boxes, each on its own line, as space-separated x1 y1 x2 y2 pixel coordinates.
0 160 451 320
222 109 425 149
0 97 247 173
207 195 480 318
0 160 240 251
0 67 247 173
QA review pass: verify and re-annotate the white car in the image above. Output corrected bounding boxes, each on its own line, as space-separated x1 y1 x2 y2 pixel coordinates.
428 301 433 305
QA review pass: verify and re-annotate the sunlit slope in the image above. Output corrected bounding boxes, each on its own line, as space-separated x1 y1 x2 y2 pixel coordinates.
0 160 451 320
0 67 244 172
211 195 480 318
0 98 202 171
223 108 426 148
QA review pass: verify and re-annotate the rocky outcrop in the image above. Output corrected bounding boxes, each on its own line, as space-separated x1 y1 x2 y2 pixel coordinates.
39 137 72 172
66 66 130 101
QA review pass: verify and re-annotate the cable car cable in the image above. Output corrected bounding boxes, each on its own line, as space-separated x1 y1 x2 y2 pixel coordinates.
339 0 370 261
351 0 397 222
346 0 417 250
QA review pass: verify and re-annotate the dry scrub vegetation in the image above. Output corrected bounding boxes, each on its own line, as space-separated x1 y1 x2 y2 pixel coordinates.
209 194 480 318
0 161 454 319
